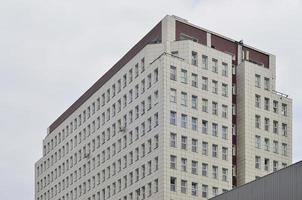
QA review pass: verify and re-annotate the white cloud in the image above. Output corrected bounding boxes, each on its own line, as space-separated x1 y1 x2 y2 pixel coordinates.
0 0 301 199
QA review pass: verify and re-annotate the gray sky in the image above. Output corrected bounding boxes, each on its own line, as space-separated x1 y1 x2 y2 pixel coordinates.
0 0 301 199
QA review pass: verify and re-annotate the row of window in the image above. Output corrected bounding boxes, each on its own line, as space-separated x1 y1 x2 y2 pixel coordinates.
170 155 229 178
255 74 271 90
255 156 287 172
37 178 159 200
186 51 230 77
255 115 288 136
255 94 288 116
170 66 229 97
170 177 228 198
170 133 229 159
255 135 288 156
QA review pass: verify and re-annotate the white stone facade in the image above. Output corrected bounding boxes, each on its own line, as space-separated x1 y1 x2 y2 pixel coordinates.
35 15 292 200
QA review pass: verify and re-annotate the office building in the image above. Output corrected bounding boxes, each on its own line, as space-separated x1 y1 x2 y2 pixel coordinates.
35 15 292 200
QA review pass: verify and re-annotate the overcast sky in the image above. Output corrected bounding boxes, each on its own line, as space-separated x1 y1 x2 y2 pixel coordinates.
0 0 301 199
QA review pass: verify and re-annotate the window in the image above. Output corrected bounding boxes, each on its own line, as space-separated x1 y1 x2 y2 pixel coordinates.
192 51 198 66
212 59 218 73
212 102 218 115
255 74 261 87
222 83 228 97
192 117 198 131
202 185 208 198
255 94 261 108
212 187 218 197
170 177 176 192
222 63 228 76
212 144 218 158
180 69 188 84
232 83 236 95
192 182 198 196
192 95 198 109
273 100 278 113
181 92 187 106
255 156 261 169
222 105 228 118
170 88 176 103
212 123 218 137
181 136 187 150
212 80 218 94
202 55 208 69
212 166 218 179
191 160 198 174
264 77 270 90
273 120 279 134
255 115 261 128
181 158 187 172
181 180 187 194
191 139 198 153
282 143 288 156
181 114 187 128
264 158 270 171
264 138 270 151
264 118 270 131
170 66 177 81
202 163 208 176
202 142 208 155
273 140 279 154
170 155 177 169
273 161 278 172
282 123 287 136
222 147 228 160
202 99 208 112
192 73 198 87
170 133 177 148
170 111 176 125
282 103 287 116
255 135 261 148
202 120 208 134
264 98 270 111
202 77 208 90
222 168 228 182
222 126 228 140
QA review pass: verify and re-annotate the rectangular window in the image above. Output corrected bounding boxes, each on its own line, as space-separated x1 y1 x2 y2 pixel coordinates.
170 111 177 125
181 180 187 194
170 88 177 103
212 166 218 179
192 139 198 152
202 55 208 69
255 135 261 148
264 138 270 151
170 66 177 81
282 104 287 116
192 51 198 66
212 123 218 137
212 59 218 73
212 102 218 115
192 117 198 131
212 80 218 94
202 77 208 90
202 99 208 112
255 94 261 108
222 83 228 97
202 120 208 134
255 115 261 128
273 120 279 134
192 95 198 109
180 69 188 84
202 185 208 198
282 123 287 136
181 92 187 106
202 142 208 155
255 156 261 169
170 177 176 192
212 144 218 158
181 158 187 172
264 77 270 90
273 140 279 154
222 63 228 76
255 74 261 87
222 105 228 118
192 182 198 196
222 126 228 140
181 114 187 128
181 136 187 150
202 163 208 176
170 155 177 169
222 147 228 160
265 158 270 171
170 133 177 148
222 168 228 182
192 73 198 87
264 98 270 111
273 100 278 113
265 118 270 131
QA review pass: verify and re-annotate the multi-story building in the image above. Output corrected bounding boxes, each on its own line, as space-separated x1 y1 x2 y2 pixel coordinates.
35 15 292 200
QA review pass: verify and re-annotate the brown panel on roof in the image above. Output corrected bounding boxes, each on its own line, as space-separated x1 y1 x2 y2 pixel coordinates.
175 21 207 45
211 34 238 62
48 21 162 134
243 46 269 68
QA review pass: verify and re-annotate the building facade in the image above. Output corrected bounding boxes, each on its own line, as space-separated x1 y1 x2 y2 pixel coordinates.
35 15 292 200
